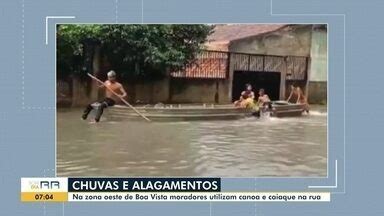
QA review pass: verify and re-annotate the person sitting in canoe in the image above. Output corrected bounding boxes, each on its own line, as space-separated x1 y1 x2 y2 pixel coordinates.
82 70 127 122
234 83 255 108
286 85 309 113
250 88 270 117
257 88 271 111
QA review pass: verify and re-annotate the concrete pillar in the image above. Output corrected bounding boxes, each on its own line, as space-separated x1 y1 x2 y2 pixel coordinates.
279 59 287 100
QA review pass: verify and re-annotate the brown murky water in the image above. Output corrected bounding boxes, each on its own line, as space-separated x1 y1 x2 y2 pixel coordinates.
57 107 327 177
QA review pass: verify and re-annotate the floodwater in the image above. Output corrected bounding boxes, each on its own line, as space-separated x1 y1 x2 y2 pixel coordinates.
57 107 327 177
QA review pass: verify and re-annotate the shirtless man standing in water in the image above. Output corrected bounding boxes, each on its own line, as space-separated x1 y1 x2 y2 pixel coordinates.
286 85 309 113
257 88 271 108
82 70 127 122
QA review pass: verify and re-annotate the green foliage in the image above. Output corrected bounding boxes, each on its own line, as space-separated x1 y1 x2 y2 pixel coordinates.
56 25 103 78
57 24 213 81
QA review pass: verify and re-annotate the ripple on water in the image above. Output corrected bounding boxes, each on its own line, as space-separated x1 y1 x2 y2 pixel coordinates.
57 108 327 177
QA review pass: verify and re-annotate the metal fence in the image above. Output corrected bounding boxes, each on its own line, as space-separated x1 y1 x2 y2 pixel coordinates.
171 51 229 79
171 50 309 80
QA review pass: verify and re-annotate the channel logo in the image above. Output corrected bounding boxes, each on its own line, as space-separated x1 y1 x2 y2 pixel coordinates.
29 180 60 190
21 178 68 192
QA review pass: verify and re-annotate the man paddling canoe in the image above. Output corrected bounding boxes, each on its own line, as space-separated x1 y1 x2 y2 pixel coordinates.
82 70 127 122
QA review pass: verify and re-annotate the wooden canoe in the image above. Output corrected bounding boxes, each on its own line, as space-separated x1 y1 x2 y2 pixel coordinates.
106 102 305 121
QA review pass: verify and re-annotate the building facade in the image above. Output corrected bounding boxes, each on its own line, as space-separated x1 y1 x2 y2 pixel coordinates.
169 24 327 104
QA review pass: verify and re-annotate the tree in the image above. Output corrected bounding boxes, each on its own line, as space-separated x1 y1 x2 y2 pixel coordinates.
57 24 213 106
56 25 103 79
57 24 214 80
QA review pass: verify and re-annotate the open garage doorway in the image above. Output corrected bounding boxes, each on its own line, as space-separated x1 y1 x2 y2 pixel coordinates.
232 71 281 102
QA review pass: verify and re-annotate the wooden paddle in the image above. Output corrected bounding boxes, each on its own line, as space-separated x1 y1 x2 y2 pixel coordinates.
87 73 151 122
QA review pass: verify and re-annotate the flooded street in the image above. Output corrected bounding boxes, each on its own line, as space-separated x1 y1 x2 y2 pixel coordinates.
57 107 327 177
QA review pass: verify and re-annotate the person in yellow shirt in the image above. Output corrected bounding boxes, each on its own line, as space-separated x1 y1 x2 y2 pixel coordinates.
234 83 255 108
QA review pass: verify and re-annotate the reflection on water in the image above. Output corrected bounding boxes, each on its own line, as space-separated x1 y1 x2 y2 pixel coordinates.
57 107 327 177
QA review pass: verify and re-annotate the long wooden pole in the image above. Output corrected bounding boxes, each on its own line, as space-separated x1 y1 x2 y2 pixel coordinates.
87 73 151 122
